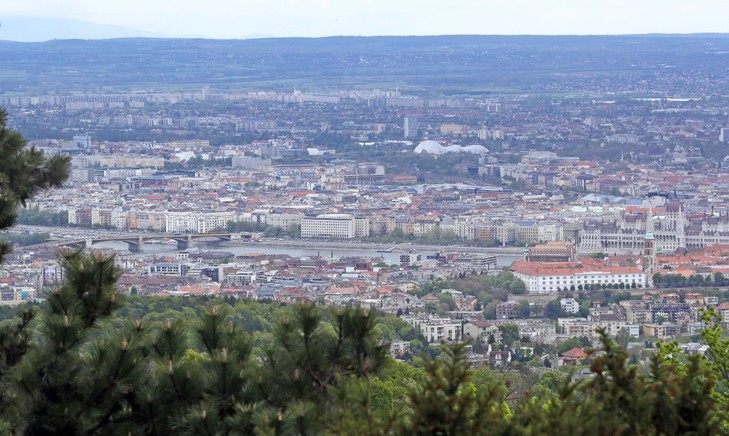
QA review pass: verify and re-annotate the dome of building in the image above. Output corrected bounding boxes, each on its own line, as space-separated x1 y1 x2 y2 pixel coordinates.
414 140 447 154
413 141 488 155
461 144 489 154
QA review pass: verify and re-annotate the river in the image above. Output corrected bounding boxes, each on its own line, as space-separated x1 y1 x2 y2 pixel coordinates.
92 239 524 267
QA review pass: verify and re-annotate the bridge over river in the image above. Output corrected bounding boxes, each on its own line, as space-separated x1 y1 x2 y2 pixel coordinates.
58 232 254 252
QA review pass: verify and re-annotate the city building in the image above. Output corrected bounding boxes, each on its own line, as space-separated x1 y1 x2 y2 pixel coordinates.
527 241 576 262
560 298 580 314
301 214 356 239
403 116 419 138
511 260 646 294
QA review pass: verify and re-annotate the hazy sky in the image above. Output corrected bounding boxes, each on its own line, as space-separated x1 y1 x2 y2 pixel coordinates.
3 0 729 39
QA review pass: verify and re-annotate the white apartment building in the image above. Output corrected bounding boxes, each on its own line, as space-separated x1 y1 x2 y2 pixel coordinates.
538 223 561 242
721 127 729 143
402 315 463 343
133 211 167 232
560 319 592 337
590 314 629 338
462 320 502 343
440 218 476 240
232 156 271 169
390 340 411 357
148 263 188 276
165 211 235 233
495 223 517 243
110 209 129 229
354 217 370 238
91 208 112 227
605 133 639 144
560 298 580 314
226 270 262 286
511 260 647 294
87 154 165 168
301 214 356 239
265 212 303 229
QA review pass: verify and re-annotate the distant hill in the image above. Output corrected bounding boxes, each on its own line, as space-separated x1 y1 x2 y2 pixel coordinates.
1 34 729 94
0 16 166 42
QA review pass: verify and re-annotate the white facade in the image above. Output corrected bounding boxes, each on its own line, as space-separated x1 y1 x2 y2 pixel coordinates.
110 209 128 229
301 214 356 239
560 298 580 314
579 201 691 254
265 212 303 229
165 211 235 233
390 340 411 357
538 223 561 242
403 116 418 138
440 219 476 240
420 320 463 343
148 263 188 276
590 317 628 338
721 127 729 143
354 217 371 238
232 155 271 169
402 315 463 343
512 263 647 294
462 320 502 343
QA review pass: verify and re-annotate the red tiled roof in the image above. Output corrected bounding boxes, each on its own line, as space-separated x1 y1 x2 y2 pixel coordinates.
511 259 641 277
561 348 589 358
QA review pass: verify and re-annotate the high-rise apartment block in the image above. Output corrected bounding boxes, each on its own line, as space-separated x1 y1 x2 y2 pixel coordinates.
404 116 419 138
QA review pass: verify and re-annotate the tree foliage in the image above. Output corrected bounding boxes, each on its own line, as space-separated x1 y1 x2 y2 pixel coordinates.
653 272 715 288
0 250 390 434
498 323 521 347
1 232 50 246
0 108 70 262
336 329 725 435
16 208 68 226
0 254 726 433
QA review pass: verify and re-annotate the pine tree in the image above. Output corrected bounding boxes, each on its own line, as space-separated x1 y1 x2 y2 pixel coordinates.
511 329 723 435
252 304 390 434
0 108 70 262
0 249 391 434
403 342 506 435
0 107 70 432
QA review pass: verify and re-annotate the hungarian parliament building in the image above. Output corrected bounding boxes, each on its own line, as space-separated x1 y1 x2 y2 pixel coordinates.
578 200 729 255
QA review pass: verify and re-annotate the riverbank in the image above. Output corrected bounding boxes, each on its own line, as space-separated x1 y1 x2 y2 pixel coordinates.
247 238 527 255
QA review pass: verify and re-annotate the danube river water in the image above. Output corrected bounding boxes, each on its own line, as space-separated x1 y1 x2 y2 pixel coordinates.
93 240 523 267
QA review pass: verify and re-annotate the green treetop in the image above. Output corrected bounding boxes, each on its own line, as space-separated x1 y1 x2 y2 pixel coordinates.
0 108 70 262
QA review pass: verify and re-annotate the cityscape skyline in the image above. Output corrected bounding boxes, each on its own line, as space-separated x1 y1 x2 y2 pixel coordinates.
3 10 729 432
2 0 729 41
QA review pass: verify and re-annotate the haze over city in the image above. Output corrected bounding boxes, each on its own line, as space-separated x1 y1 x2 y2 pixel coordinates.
2 0 729 40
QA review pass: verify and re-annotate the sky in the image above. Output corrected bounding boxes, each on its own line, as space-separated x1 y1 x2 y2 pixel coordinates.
2 0 729 41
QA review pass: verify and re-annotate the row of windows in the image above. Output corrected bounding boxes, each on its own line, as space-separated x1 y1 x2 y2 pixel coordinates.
540 274 640 283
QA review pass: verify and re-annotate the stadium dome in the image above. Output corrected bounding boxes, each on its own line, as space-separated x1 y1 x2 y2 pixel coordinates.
461 144 489 154
414 140 448 154
413 140 488 155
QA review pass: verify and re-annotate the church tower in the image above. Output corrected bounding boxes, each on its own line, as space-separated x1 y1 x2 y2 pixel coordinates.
643 208 657 287
666 201 686 252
